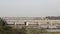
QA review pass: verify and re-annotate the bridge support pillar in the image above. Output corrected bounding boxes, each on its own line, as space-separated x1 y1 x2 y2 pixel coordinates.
24 22 29 26
14 22 16 28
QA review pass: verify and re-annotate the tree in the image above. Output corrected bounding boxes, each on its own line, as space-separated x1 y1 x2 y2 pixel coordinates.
0 17 13 34
0 18 7 26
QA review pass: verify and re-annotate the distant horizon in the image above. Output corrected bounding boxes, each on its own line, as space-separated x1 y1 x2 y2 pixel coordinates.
0 16 60 17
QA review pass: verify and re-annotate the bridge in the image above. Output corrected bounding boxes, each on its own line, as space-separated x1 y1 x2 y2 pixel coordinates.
2 17 60 28
5 20 60 28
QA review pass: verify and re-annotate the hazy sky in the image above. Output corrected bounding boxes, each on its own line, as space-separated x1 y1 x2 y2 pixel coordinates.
0 0 60 17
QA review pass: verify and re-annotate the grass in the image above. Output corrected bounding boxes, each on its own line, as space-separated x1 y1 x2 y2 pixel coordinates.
0 26 60 34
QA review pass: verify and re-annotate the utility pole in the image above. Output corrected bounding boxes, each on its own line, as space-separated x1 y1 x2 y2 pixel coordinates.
57 8 59 17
